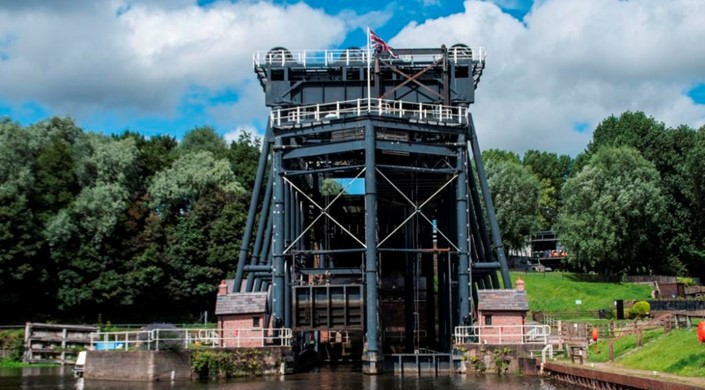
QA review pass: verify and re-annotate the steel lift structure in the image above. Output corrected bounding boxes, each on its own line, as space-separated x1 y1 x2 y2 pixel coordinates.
232 44 511 373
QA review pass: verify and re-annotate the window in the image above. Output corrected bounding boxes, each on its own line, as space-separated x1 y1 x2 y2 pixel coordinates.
485 315 492 326
253 317 260 328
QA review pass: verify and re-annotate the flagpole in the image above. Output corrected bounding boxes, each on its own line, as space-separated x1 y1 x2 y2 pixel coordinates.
366 27 371 112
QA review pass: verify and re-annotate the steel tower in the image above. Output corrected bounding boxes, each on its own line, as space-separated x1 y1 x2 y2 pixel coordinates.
232 44 511 373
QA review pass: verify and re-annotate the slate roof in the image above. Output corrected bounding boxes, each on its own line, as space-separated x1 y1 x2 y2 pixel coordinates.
215 292 268 315
477 290 529 312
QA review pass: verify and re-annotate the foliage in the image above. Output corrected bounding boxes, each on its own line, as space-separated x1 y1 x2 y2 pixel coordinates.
469 355 486 373
191 349 264 379
192 350 234 379
558 147 667 276
484 158 540 254
629 301 651 319
522 150 571 230
320 178 344 196
0 330 25 362
492 347 511 375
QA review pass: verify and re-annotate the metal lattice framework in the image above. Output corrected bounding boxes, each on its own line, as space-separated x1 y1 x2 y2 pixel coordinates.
233 44 511 369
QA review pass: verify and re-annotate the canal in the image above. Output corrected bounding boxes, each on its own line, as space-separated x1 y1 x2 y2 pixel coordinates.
0 365 572 390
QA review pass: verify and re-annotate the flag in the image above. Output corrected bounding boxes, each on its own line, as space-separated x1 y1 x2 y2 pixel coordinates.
369 29 398 59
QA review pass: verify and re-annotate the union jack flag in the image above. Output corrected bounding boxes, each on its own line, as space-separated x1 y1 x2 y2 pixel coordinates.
369 29 398 59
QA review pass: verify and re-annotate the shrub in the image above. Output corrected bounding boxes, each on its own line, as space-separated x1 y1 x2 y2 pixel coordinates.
630 301 651 319
0 330 25 362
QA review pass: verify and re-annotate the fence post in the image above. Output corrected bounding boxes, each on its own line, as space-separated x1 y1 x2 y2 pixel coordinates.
608 340 614 362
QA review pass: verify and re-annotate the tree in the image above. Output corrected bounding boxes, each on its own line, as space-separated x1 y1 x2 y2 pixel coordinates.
522 150 572 230
558 147 666 276
178 126 228 159
484 158 540 255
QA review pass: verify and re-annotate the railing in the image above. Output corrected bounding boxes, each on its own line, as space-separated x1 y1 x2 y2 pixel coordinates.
453 325 551 345
89 328 293 351
270 98 468 128
253 47 485 68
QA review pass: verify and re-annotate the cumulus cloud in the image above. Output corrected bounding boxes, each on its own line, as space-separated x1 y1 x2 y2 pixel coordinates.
0 0 346 120
1 0 704 155
392 0 705 155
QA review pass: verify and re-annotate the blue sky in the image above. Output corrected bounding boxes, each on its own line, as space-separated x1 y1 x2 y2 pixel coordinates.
0 0 703 155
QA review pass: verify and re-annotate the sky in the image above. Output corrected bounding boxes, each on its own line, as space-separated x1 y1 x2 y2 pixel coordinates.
1 0 704 156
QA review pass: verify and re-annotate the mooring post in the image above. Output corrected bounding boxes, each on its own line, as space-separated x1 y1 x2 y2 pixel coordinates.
363 121 382 374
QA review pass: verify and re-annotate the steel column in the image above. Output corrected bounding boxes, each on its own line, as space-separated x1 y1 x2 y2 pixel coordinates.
234 129 272 292
272 136 286 326
364 121 379 356
467 115 512 288
456 135 471 324
246 169 274 292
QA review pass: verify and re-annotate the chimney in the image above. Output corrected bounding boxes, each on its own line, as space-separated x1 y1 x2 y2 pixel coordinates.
516 276 525 292
218 280 228 296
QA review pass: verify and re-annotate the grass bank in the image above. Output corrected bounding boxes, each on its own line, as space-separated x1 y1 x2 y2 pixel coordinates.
510 272 652 313
615 327 705 377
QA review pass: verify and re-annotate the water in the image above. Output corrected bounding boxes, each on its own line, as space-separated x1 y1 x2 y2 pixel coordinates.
0 365 571 390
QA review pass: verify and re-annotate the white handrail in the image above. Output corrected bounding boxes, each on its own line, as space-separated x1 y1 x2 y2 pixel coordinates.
269 98 469 128
453 325 551 345
252 48 485 68
89 328 293 351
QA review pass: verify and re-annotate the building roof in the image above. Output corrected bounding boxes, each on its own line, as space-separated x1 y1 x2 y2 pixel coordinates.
477 290 529 312
215 292 268 315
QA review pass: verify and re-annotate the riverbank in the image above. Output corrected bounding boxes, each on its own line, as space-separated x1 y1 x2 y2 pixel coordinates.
543 360 705 389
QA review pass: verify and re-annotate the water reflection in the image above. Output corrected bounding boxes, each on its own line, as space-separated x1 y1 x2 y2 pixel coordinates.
0 365 570 390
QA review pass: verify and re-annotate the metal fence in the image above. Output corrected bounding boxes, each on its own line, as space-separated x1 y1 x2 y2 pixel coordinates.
269 98 469 128
89 328 292 351
453 325 551 345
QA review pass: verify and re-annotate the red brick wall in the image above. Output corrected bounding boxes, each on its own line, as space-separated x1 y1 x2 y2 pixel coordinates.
477 311 525 344
218 315 265 348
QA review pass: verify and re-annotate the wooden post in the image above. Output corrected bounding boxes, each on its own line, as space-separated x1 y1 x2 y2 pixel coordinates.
608 340 614 362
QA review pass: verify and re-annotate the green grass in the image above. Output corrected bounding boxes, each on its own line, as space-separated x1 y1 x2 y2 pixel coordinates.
587 329 664 362
510 272 652 313
615 329 705 377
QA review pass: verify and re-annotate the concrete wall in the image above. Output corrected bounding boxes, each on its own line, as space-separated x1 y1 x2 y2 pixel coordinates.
85 350 192 381
84 347 289 381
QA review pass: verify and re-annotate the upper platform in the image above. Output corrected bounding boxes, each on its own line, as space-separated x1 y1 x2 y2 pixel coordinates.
253 45 486 111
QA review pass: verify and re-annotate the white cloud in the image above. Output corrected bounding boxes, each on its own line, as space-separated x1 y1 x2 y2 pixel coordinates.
391 0 705 155
0 0 346 120
1 0 704 156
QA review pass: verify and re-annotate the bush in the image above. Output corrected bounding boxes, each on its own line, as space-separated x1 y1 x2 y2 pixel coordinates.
629 301 651 319
0 330 25 362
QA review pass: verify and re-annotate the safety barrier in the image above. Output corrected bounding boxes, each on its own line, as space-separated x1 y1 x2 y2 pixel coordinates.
89 328 292 351
253 47 485 68
270 98 468 128
453 325 551 345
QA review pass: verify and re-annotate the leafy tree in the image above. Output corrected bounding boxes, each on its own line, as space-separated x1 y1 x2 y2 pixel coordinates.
482 149 521 165
227 131 262 191
178 126 228 158
522 150 572 230
558 147 667 276
484 158 540 255
149 151 245 217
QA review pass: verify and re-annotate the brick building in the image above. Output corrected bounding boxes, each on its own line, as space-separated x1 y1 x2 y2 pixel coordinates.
215 280 268 347
476 277 529 344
